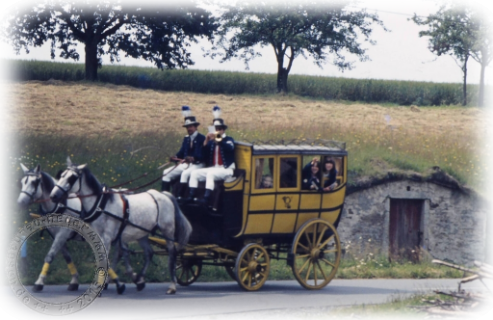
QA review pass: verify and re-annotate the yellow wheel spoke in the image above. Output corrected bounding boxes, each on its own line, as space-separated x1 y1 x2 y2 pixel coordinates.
312 225 317 246
316 226 328 247
314 263 318 286
297 243 309 252
321 258 336 268
241 271 249 283
260 263 268 267
257 252 265 260
305 262 313 282
240 267 248 272
295 254 310 259
316 261 328 281
248 274 252 287
323 249 338 254
304 231 313 247
320 235 335 248
299 258 311 273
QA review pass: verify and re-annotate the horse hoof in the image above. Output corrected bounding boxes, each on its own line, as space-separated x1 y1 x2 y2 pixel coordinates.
67 283 79 291
136 282 145 292
32 284 43 292
117 284 126 295
166 288 176 295
104 283 108 290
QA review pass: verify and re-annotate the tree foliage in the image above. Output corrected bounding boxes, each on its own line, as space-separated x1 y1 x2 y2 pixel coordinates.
212 0 385 93
4 0 217 80
412 4 492 106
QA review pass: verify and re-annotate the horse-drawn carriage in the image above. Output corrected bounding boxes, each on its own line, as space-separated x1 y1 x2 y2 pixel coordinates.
149 139 348 291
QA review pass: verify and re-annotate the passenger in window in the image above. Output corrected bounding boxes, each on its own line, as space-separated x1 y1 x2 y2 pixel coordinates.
302 159 322 191
323 158 338 191
260 175 273 189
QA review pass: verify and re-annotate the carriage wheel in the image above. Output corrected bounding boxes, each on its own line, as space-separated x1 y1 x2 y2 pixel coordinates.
235 243 270 291
291 218 341 290
224 264 236 281
176 258 202 286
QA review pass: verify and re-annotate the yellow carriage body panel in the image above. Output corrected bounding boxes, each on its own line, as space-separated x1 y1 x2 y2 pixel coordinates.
231 141 347 238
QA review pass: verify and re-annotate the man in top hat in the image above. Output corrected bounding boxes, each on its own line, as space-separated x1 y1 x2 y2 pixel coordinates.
186 106 235 206
162 106 206 200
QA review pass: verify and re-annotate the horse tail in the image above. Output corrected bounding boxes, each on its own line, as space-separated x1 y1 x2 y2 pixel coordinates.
161 192 192 251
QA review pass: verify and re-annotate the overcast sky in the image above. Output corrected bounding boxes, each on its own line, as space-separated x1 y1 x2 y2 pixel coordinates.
1 0 493 85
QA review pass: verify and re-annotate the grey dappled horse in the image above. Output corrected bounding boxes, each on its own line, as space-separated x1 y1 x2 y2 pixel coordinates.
17 164 82 292
50 157 192 295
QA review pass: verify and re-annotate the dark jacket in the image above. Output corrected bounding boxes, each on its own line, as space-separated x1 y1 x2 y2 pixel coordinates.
205 136 235 168
323 170 338 189
175 133 206 163
302 162 322 191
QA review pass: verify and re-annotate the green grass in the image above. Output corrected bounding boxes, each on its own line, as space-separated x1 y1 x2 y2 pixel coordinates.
5 59 489 106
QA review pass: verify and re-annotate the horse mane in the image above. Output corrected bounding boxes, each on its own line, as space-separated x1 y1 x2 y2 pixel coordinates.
40 171 55 191
81 167 103 195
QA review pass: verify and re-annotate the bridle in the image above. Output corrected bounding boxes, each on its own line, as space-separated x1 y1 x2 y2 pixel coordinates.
53 168 82 199
20 174 41 202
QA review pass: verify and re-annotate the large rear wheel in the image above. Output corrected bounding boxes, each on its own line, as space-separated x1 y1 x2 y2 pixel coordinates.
291 219 341 290
235 243 270 291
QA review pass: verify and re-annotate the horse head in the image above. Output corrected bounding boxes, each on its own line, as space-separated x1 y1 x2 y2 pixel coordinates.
50 156 87 203
17 163 44 208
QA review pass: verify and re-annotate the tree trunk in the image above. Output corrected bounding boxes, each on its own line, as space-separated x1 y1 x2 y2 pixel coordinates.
85 42 99 81
462 55 468 106
478 62 486 107
277 68 288 93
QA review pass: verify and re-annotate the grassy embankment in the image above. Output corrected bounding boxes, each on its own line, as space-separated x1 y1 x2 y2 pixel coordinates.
6 79 476 285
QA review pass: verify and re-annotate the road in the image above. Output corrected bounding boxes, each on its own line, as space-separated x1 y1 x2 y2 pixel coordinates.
2 279 490 320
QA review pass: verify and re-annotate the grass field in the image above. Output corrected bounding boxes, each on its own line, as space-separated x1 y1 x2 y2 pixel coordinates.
4 79 487 284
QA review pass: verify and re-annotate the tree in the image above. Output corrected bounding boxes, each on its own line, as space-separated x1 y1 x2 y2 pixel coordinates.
211 0 384 93
412 5 491 107
413 0 472 106
5 1 217 81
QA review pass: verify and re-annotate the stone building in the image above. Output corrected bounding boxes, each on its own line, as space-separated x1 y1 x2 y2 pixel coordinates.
338 169 490 265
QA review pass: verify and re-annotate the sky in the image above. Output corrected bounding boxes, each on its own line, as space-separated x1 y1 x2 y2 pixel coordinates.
1 0 493 85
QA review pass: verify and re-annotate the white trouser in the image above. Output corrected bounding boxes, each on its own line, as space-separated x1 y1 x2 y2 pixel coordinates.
163 163 205 183
189 165 235 191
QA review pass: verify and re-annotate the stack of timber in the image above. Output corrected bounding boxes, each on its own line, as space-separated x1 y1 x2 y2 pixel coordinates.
418 259 493 318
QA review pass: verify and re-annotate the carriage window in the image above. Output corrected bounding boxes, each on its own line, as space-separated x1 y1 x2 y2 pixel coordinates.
254 158 274 189
280 157 298 188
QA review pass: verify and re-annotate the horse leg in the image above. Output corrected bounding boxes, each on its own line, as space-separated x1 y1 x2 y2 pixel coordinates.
104 236 126 295
134 237 153 292
166 241 177 295
33 229 71 292
60 243 79 291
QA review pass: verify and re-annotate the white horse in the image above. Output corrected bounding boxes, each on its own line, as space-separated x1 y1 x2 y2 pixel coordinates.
50 157 192 295
17 163 82 292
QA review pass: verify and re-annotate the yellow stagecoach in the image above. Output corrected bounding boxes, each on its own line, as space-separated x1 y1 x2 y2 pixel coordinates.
149 139 347 291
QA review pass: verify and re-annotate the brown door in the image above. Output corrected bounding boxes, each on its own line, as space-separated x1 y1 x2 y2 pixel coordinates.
389 199 423 262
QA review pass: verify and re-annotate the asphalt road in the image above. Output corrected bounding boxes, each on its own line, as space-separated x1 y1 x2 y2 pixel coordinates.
2 279 490 320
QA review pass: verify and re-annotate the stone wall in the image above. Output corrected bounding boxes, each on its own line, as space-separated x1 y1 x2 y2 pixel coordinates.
338 179 488 265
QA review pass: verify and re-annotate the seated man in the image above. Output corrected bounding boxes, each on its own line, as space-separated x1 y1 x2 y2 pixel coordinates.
302 158 322 191
162 106 205 200
186 106 235 206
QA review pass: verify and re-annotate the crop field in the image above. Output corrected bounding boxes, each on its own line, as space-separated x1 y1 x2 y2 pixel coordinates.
4 79 488 284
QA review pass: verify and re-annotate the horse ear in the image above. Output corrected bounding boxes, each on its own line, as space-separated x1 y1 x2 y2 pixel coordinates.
77 164 87 170
67 156 73 167
34 164 41 174
20 163 29 174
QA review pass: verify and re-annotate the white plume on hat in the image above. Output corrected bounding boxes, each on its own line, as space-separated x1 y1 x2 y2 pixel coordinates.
212 106 221 119
182 105 192 117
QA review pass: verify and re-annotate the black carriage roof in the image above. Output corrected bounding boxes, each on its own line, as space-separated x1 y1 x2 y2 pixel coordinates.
236 139 347 156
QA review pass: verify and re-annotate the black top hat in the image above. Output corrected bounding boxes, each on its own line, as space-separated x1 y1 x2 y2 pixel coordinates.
212 106 228 129
181 106 200 127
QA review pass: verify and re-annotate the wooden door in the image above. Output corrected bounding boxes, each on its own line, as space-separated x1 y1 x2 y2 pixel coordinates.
389 199 423 262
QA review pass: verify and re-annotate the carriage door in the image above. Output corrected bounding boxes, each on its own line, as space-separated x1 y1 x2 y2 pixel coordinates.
389 199 423 262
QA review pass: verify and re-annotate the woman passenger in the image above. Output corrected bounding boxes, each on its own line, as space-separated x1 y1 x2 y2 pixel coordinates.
302 159 322 191
323 159 338 191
